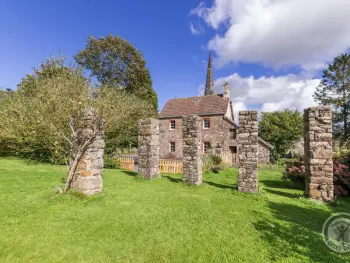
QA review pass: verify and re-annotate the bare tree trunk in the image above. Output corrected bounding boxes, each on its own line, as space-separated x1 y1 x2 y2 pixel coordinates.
63 136 95 193
64 151 82 193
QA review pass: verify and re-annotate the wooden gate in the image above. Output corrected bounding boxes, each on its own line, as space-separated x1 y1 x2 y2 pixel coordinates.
160 160 183 174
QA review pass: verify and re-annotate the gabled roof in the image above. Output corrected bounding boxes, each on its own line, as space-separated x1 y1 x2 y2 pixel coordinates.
258 137 273 149
159 95 229 118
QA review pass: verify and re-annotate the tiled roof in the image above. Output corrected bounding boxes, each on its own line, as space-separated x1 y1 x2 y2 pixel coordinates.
159 95 229 118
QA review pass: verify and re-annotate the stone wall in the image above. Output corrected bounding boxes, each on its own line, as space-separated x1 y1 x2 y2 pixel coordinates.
70 108 105 196
138 118 160 179
304 107 333 201
238 111 258 193
182 115 202 185
159 116 237 160
258 142 270 164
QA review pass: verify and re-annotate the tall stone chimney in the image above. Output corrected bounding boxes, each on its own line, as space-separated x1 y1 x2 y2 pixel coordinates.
223 82 230 99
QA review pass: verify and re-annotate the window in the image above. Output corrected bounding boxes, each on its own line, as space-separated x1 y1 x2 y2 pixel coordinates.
203 142 211 153
203 119 211 129
169 142 176 152
230 146 237 154
230 129 237 139
169 120 176 130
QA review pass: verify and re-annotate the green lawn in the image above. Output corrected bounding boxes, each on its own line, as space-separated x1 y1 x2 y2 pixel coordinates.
0 158 349 263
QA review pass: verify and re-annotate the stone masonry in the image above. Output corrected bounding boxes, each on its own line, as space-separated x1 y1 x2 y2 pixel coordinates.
182 115 202 185
138 118 160 179
238 111 258 193
70 108 105 196
304 107 333 201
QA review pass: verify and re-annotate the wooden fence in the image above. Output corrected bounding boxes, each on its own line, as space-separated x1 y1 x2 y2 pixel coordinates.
159 159 183 174
116 157 135 171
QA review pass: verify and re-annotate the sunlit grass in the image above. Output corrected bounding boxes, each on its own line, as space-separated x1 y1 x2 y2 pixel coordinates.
0 158 349 262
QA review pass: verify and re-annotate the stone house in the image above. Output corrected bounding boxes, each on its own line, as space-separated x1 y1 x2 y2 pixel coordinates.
158 53 272 165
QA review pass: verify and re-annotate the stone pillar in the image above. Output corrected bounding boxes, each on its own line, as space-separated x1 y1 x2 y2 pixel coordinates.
182 115 202 185
138 118 160 179
304 106 333 201
238 111 258 193
70 108 105 195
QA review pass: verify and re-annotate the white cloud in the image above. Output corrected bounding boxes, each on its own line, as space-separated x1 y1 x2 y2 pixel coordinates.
189 22 202 35
191 0 350 69
214 72 320 119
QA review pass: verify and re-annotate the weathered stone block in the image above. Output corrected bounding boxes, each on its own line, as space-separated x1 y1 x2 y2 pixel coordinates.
182 115 202 185
138 118 160 179
238 111 258 193
304 106 333 201
70 108 104 196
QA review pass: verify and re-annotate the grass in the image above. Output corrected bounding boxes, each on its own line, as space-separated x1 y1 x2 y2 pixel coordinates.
0 158 349 263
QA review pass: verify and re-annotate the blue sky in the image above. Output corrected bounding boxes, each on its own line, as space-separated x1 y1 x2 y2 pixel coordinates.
1 0 350 113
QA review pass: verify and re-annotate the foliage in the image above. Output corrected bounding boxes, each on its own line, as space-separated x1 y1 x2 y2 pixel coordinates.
104 155 118 169
94 87 155 155
74 35 158 115
259 109 303 159
0 60 90 163
282 155 305 186
314 53 350 144
202 154 223 173
1 158 350 262
282 155 350 197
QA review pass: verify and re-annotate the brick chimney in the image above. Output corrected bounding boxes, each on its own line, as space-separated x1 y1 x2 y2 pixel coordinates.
223 82 230 99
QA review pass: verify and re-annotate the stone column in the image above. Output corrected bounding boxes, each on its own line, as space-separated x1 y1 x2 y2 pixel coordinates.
238 111 258 193
304 106 333 201
138 118 160 179
70 108 105 196
182 115 202 185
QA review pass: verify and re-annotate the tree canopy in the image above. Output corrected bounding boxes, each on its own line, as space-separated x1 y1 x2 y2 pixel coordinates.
259 109 303 159
74 35 158 115
0 57 155 162
314 53 350 144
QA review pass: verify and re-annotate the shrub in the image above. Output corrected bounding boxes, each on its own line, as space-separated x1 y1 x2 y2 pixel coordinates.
202 154 223 173
282 155 305 186
282 154 350 197
104 155 118 169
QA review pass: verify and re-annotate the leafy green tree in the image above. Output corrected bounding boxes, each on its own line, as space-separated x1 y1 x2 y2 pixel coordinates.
0 88 13 100
314 53 350 143
0 61 91 163
74 35 158 115
259 109 303 159
0 57 154 191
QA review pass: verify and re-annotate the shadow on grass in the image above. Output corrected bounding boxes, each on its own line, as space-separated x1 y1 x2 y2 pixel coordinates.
203 180 237 190
120 170 138 177
264 188 303 199
254 201 349 262
260 179 302 190
162 175 183 183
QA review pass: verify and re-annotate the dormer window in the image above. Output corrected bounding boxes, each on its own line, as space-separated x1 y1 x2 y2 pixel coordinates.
203 118 211 129
169 120 176 130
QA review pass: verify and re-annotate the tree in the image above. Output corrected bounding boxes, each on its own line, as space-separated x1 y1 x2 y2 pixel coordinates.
74 35 158 115
0 88 13 100
94 88 155 155
259 109 303 159
0 57 154 192
314 53 350 144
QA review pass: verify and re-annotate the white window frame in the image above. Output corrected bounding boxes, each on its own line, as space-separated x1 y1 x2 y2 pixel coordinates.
203 118 211 129
169 120 176 130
